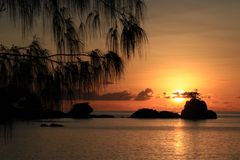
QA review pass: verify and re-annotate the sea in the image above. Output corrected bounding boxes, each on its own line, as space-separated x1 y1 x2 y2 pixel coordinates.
0 112 239 160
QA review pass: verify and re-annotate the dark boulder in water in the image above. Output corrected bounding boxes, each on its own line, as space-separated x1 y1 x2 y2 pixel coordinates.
131 108 180 118
181 98 217 119
206 110 218 119
68 102 93 118
131 108 159 118
158 111 181 118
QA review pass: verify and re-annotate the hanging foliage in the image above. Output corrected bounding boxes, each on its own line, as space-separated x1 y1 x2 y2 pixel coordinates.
0 0 147 110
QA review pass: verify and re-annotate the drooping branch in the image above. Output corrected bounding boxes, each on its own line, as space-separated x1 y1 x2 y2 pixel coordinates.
2 0 147 58
0 40 124 109
0 0 147 110
0 47 105 64
120 15 148 58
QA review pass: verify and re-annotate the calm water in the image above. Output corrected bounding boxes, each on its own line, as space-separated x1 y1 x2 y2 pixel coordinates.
0 113 240 160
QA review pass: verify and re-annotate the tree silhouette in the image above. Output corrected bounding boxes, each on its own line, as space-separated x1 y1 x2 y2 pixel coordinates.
0 0 147 110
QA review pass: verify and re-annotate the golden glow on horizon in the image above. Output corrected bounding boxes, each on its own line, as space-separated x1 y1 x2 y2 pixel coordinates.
173 89 185 93
151 69 205 96
173 89 185 103
173 97 185 103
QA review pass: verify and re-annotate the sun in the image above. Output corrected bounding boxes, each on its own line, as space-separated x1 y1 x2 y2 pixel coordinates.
172 89 185 103
174 97 185 103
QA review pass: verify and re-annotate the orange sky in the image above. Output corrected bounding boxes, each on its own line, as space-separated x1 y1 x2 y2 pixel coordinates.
1 0 240 112
90 0 240 112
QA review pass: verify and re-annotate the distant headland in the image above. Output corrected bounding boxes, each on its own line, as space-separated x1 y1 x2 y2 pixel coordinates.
131 98 217 120
0 88 217 120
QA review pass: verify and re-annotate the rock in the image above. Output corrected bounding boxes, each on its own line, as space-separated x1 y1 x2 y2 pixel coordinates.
68 102 93 118
158 111 181 118
206 110 218 119
131 108 159 118
130 108 180 118
181 98 217 119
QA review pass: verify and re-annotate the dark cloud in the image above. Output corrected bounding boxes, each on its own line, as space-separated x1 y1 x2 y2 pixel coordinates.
236 96 240 99
83 91 134 101
162 92 171 99
172 91 200 99
163 96 171 99
161 90 212 100
82 88 154 101
134 88 153 101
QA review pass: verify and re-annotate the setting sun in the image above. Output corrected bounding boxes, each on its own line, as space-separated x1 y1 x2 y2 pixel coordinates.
172 89 185 103
174 97 185 103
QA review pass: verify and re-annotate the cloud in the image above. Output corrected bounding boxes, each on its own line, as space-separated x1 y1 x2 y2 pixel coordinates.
82 88 154 101
83 91 134 101
161 90 213 100
163 96 171 99
172 91 200 99
162 92 171 99
134 88 153 101
155 95 161 98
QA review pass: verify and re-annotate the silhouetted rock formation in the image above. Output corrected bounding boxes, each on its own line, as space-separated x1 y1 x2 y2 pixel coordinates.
205 110 218 119
181 98 217 119
0 86 115 120
158 111 181 118
67 103 93 118
131 108 158 118
130 108 180 118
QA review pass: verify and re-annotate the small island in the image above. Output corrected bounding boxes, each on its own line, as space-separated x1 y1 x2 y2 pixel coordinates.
181 98 217 119
0 88 217 120
67 103 114 118
130 96 217 120
130 108 180 119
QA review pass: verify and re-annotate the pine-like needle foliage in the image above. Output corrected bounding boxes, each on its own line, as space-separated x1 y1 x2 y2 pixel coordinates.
0 0 147 110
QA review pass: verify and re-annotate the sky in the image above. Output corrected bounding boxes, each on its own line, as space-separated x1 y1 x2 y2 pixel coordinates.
89 0 240 112
1 0 240 112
